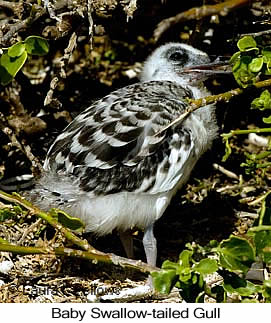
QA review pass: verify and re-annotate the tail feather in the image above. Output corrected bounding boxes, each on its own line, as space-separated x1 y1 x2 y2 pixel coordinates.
24 171 80 211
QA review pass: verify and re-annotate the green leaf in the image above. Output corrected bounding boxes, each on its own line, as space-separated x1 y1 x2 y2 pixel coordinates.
25 36 49 56
50 208 85 232
263 115 271 124
249 225 271 232
253 204 271 226
13 205 24 215
0 208 16 221
0 204 24 222
251 90 271 110
254 230 271 263
248 57 264 73
263 47 271 75
217 235 255 273
222 136 232 162
0 237 9 244
175 250 193 282
151 269 178 294
178 250 193 267
262 280 271 300
177 266 192 282
0 51 27 85
162 260 180 270
241 299 259 303
177 273 205 302
8 42 26 57
195 291 205 303
229 51 241 64
232 56 256 88
209 240 219 248
262 47 271 59
193 258 218 275
221 271 261 296
237 36 257 52
264 60 271 75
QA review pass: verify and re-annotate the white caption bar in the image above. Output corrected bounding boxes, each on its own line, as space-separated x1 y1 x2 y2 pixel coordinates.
0 303 269 323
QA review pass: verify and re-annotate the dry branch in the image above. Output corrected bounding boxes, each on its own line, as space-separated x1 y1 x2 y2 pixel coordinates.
0 190 92 252
0 243 158 274
0 4 46 46
154 0 251 41
87 0 94 46
44 31 78 107
1 126 43 176
213 163 239 180
0 0 18 11
0 190 159 274
241 29 271 37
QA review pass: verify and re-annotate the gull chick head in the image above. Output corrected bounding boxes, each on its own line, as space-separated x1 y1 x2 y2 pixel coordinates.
141 42 216 86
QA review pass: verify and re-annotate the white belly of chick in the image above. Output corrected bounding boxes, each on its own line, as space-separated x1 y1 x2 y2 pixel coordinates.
67 191 172 236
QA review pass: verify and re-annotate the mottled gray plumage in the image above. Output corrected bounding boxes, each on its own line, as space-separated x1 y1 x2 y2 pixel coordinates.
31 43 220 267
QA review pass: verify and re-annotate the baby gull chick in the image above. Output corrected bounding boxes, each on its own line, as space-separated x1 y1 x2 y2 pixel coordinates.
32 43 228 268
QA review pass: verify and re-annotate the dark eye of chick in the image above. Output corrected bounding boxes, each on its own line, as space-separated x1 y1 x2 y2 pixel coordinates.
168 50 188 64
169 51 183 61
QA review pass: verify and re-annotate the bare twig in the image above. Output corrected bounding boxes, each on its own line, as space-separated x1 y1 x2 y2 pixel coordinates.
236 211 259 219
1 4 46 46
88 285 153 302
246 192 269 206
154 0 251 41
44 32 78 107
123 0 138 21
241 29 271 37
44 76 60 107
213 163 239 180
1 126 43 176
0 0 17 11
53 0 74 11
87 0 94 47
44 0 61 21
0 243 159 274
216 184 241 193
17 219 42 245
61 32 78 73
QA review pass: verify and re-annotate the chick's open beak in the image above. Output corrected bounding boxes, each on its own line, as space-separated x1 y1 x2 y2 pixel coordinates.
182 60 232 76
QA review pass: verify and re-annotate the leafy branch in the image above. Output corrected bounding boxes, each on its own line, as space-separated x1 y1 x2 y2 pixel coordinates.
152 198 271 302
231 36 271 88
155 78 271 138
0 190 159 274
152 35 271 302
156 36 271 176
220 36 271 167
0 36 49 86
0 242 157 274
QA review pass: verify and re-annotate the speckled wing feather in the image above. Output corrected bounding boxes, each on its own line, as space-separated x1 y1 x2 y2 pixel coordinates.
43 80 194 196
